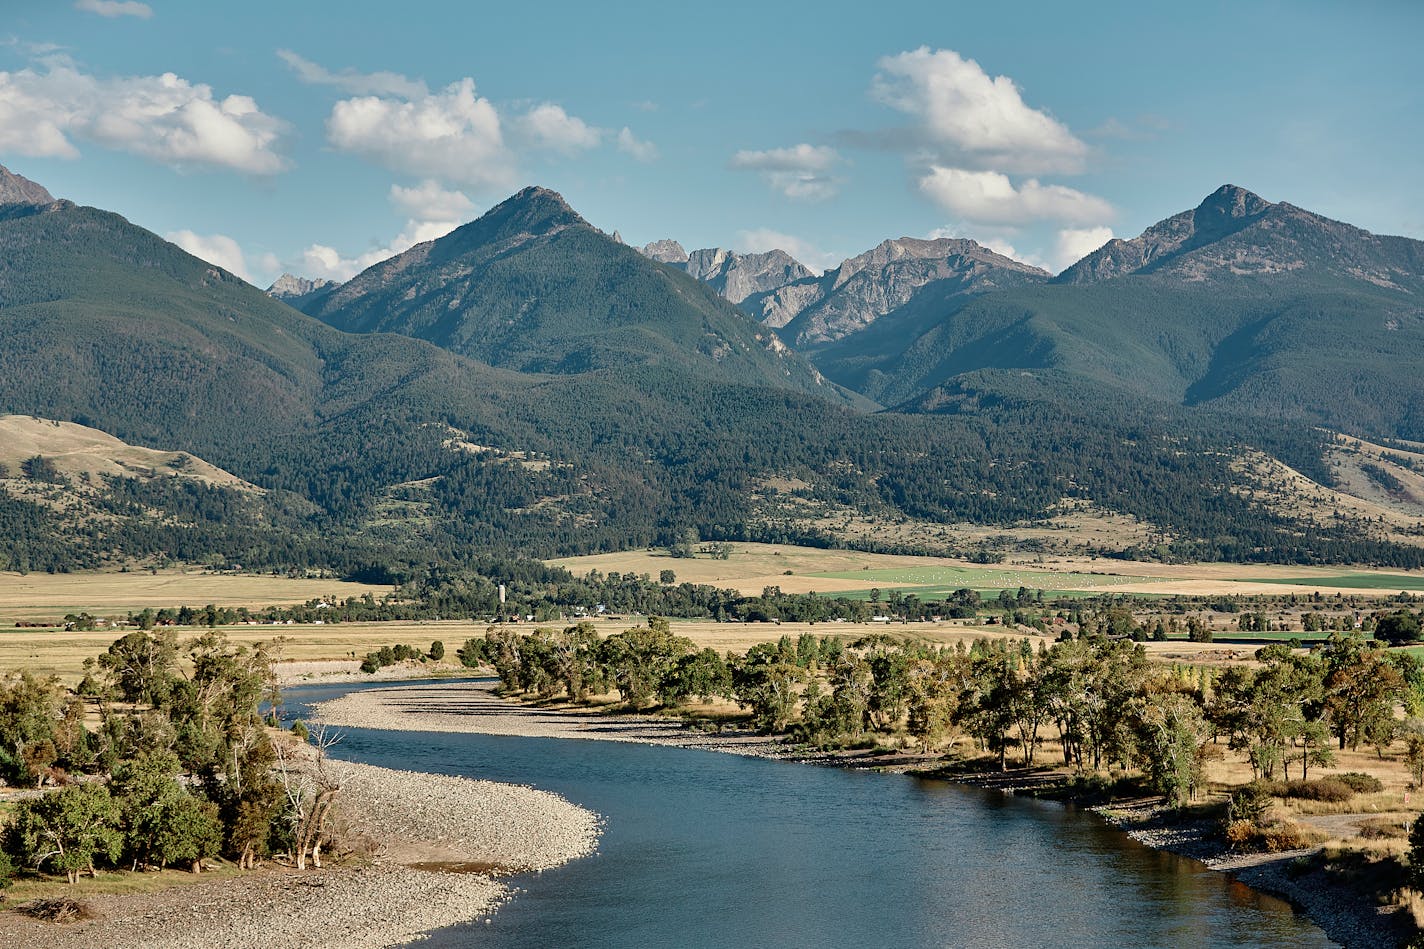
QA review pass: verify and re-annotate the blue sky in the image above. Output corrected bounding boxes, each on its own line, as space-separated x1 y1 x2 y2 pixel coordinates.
3 0 1421 285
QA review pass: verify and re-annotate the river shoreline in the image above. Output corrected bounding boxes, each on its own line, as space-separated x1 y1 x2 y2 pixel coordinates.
0 740 600 949
316 678 1412 948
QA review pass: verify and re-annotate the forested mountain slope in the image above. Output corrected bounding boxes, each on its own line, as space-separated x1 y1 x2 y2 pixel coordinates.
309 187 851 403
1 170 1419 575
827 187 1424 436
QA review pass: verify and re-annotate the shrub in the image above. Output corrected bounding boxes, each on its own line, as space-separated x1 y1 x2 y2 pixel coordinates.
429 640 445 662
1226 782 1273 825
1279 778 1354 803
1335 772 1384 794
290 720 309 742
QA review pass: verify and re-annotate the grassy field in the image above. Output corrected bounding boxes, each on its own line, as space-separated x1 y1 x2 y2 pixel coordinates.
806 564 1151 599
0 570 394 625
550 542 1424 599
1247 572 1424 592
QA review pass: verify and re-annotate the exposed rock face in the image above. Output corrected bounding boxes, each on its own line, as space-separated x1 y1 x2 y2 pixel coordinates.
267 273 337 310
1052 184 1424 287
641 239 689 264
754 237 1049 346
0 165 55 206
682 247 815 304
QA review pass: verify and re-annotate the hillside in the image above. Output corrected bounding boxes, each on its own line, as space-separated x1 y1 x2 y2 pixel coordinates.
311 188 850 402
835 187 1424 435
0 415 252 488
1 169 1421 576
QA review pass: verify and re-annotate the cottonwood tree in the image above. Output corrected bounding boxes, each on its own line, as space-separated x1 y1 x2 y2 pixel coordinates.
1131 688 1209 807
5 783 122 883
1320 634 1404 750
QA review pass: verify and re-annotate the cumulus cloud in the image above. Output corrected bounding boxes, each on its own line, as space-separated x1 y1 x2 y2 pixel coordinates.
1051 226 1114 271
514 103 601 154
0 58 286 174
74 0 152 18
729 144 842 201
167 230 254 282
277 49 427 99
389 179 473 222
617 126 658 162
918 167 1112 226
871 47 1087 175
326 78 514 190
295 182 474 283
298 219 461 283
737 227 839 275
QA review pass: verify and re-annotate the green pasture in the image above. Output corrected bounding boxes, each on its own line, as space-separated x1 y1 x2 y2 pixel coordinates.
1248 573 1424 592
809 565 1151 600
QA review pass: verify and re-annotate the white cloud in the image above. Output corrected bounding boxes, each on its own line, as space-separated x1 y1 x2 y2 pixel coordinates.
75 0 152 19
872 47 1087 175
277 49 427 99
631 100 658 113
0 58 286 174
1051 226 1114 271
918 167 1112 226
617 126 658 162
389 179 473 222
729 144 843 201
167 230 253 282
297 219 461 283
736 228 839 275
327 78 514 190
514 103 601 154
730 144 839 173
295 183 473 283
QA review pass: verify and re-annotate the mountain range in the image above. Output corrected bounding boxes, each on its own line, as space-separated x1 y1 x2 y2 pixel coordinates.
636 185 1424 436
4 163 1424 576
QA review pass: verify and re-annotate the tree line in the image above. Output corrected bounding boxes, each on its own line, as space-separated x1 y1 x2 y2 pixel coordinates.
471 624 1424 813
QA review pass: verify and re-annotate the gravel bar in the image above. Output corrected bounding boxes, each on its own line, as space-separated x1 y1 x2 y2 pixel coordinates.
314 678 791 758
0 742 600 948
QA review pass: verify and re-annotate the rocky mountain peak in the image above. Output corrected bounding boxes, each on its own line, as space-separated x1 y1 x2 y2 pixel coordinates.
1055 184 1277 283
477 186 587 240
1198 184 1273 219
0 165 55 206
641 239 689 264
268 273 333 297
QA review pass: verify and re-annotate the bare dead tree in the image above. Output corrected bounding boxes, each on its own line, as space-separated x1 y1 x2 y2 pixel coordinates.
273 725 342 870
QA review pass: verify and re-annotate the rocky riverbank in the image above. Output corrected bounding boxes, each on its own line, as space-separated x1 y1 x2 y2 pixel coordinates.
0 752 599 948
1098 800 1408 949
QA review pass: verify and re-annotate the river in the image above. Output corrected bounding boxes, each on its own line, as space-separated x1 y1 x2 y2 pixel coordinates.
284 681 1332 948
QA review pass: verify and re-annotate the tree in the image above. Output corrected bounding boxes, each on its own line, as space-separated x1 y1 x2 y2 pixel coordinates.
1375 610 1422 645
600 618 692 707
1321 634 1404 750
5 783 122 883
1186 616 1213 643
0 672 65 787
429 640 446 661
659 569 676 585
1132 689 1210 807
21 455 61 483
97 630 179 706
113 750 222 872
663 649 731 705
1411 815 1424 892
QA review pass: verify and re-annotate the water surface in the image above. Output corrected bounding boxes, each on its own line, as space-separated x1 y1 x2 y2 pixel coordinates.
285 681 1332 948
